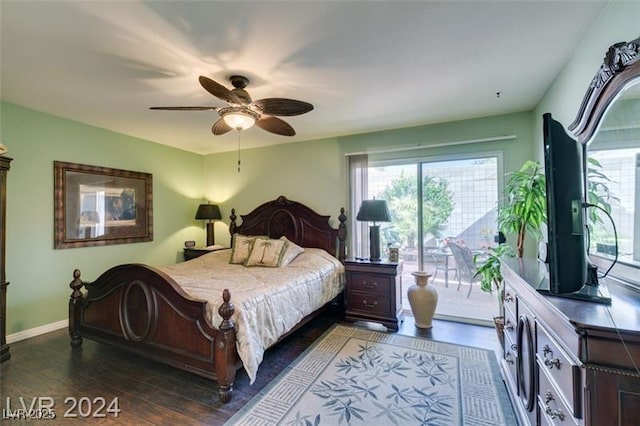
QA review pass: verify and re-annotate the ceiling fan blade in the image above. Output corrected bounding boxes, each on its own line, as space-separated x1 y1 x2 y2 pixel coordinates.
199 76 242 104
252 98 314 116
256 116 296 136
212 118 233 135
150 106 219 111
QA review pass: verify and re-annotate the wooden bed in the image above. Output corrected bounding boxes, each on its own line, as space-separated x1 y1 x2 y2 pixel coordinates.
68 195 347 403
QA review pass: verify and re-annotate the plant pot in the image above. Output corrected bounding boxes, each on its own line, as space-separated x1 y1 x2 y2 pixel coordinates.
493 316 505 350
408 271 438 329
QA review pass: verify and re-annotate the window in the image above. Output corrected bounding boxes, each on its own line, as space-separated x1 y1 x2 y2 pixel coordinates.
587 147 640 266
358 153 502 324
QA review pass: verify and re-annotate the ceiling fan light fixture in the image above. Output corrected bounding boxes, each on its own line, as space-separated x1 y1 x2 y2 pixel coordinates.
220 107 259 131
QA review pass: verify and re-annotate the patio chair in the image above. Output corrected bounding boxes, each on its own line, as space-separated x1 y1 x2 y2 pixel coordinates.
445 240 479 297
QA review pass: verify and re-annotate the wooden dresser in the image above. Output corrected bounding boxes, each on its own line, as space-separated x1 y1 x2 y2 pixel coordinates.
0 156 12 363
344 259 404 331
501 258 640 425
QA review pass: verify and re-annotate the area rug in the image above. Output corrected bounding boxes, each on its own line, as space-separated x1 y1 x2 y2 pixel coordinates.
225 324 517 425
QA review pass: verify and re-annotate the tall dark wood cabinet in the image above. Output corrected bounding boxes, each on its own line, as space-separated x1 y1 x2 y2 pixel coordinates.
0 156 11 363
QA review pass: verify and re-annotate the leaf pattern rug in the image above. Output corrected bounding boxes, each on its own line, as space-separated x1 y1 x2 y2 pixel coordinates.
225 324 517 426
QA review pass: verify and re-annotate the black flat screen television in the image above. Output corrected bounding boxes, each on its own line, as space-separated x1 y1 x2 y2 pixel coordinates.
541 113 610 303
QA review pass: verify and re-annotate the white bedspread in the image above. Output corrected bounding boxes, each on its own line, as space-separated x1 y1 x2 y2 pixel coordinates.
158 248 345 384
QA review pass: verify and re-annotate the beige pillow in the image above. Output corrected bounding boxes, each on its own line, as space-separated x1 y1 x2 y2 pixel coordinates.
245 238 287 267
279 236 305 266
229 234 261 264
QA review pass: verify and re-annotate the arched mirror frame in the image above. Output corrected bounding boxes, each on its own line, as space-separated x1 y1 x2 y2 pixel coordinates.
569 36 640 143
568 36 640 285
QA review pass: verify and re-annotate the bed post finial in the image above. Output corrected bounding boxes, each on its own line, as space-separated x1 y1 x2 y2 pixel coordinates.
69 269 85 348
216 288 237 403
218 288 235 331
229 208 237 246
337 207 347 262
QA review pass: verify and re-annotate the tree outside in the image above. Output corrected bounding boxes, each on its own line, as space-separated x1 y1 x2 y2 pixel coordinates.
377 171 454 252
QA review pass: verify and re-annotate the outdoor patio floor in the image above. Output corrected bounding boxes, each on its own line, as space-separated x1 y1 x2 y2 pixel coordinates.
399 259 499 325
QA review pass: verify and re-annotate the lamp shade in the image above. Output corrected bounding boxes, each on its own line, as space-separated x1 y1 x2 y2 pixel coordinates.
195 204 222 221
356 199 391 223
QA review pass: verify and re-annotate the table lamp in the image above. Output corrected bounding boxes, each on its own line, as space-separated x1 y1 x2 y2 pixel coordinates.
356 199 391 261
195 203 221 246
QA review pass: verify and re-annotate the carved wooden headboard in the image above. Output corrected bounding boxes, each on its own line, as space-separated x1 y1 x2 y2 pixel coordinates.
228 195 347 261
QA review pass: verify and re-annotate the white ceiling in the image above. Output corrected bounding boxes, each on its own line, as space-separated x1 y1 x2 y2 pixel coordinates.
1 1 607 155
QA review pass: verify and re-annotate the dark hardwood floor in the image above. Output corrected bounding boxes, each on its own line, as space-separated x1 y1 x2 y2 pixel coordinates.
1 311 500 425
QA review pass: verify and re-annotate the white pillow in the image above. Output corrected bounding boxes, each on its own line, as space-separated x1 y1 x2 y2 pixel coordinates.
245 238 287 267
229 234 262 264
279 236 305 266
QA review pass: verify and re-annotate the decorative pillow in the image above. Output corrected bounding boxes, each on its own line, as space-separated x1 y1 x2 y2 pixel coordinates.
279 236 305 267
229 234 262 264
245 238 287 267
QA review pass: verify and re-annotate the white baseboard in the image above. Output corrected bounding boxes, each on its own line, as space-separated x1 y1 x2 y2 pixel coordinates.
6 319 68 344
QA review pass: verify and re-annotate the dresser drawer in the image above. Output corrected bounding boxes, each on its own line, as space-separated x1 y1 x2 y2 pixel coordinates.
347 292 390 316
503 331 518 388
538 365 579 425
503 309 517 347
536 320 581 418
503 284 516 318
347 272 390 296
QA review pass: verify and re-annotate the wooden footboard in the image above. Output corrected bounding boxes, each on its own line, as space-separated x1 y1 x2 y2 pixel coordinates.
68 265 239 403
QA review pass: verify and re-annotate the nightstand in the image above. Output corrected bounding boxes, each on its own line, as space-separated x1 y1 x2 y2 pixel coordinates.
344 259 404 331
183 246 227 261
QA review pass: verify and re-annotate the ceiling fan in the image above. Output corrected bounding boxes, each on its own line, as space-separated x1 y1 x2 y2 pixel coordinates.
150 75 313 136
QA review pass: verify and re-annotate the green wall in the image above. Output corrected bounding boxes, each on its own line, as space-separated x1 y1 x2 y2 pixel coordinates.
1 102 204 335
204 111 534 250
534 1 640 160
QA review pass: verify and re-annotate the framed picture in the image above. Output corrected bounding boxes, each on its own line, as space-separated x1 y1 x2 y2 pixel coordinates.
54 161 153 249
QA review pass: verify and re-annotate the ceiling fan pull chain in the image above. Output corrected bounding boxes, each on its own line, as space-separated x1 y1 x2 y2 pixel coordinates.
237 131 241 173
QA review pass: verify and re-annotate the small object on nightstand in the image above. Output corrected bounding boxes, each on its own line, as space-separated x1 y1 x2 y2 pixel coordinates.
184 240 196 248
344 258 404 331
388 247 399 262
183 245 227 261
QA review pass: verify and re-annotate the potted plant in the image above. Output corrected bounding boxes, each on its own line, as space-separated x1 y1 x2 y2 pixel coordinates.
474 244 515 349
497 160 546 258
474 160 545 348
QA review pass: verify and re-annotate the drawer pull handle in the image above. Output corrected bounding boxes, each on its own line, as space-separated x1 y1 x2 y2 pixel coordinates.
505 320 514 332
544 391 554 404
362 280 378 289
542 344 561 369
544 357 561 369
505 353 514 365
544 392 565 420
362 299 378 308
504 293 514 303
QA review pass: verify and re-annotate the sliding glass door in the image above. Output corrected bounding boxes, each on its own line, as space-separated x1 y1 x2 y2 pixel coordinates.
366 153 502 324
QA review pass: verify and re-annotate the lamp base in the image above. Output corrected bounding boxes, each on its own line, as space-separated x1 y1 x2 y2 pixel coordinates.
205 222 215 247
369 225 381 261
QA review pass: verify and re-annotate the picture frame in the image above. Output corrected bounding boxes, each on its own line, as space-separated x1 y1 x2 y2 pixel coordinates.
54 161 153 249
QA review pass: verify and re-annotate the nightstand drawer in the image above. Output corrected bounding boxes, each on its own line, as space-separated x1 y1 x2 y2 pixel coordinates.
348 272 390 295
347 292 390 316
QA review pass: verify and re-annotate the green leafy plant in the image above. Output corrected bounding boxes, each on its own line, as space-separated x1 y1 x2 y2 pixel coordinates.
474 244 515 294
585 156 619 224
379 171 454 249
497 160 546 258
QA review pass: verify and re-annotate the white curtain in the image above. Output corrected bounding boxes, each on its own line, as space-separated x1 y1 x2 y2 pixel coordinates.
349 154 368 259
